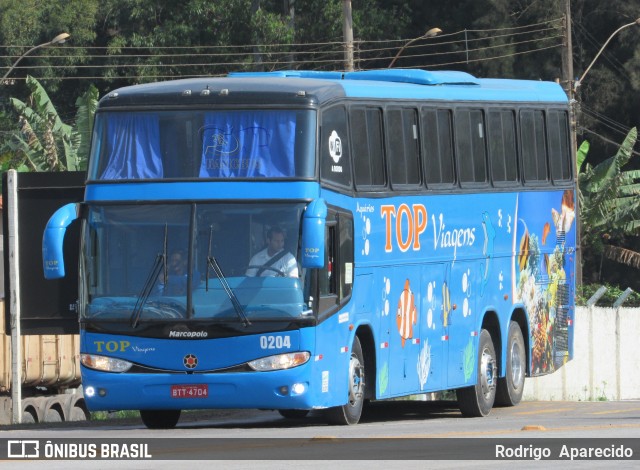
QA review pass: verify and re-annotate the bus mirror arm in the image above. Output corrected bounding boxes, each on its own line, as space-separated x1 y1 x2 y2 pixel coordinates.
301 198 327 269
42 203 80 279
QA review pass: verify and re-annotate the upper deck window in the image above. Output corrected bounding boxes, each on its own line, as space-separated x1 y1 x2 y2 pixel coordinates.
88 109 316 180
320 105 352 188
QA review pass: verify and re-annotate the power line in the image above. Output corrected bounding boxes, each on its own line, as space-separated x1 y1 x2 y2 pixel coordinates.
580 127 640 158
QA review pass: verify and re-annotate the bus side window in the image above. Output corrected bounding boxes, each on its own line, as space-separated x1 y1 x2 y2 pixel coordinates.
520 109 548 183
547 110 572 182
456 108 487 185
387 107 421 188
422 108 455 188
488 109 518 184
319 224 337 298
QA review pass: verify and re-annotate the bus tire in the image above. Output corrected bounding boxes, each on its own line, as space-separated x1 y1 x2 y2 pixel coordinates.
457 329 497 417
324 336 365 425
495 321 526 406
140 409 181 429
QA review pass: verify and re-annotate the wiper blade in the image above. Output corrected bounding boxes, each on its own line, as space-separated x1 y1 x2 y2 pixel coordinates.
207 255 251 327
130 252 165 328
206 224 250 327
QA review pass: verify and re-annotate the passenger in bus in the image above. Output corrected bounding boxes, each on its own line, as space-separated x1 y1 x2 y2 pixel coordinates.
245 226 299 278
159 250 189 295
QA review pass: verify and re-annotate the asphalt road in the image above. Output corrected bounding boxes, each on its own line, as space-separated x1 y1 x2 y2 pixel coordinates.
2 400 639 469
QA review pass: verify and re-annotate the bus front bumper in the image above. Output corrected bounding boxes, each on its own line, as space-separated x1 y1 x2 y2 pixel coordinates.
81 365 320 412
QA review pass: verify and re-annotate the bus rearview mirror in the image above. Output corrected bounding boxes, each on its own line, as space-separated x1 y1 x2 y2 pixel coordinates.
43 203 80 279
301 198 327 269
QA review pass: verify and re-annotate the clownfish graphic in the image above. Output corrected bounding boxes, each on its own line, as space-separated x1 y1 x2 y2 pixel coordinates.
396 279 417 347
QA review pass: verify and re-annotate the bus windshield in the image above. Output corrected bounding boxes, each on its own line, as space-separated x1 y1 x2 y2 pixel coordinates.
87 109 316 180
82 202 310 323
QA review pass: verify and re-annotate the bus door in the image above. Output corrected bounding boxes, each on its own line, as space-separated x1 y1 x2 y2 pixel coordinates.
446 260 478 388
385 266 423 397
416 264 445 394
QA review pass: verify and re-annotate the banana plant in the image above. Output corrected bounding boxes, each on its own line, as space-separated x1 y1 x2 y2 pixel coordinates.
3 75 98 172
579 127 640 271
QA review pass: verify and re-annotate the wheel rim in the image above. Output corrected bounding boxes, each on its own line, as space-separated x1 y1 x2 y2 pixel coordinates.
509 338 524 388
480 347 496 399
348 352 365 407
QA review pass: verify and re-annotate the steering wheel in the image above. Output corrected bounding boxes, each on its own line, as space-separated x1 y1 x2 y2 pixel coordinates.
247 265 286 277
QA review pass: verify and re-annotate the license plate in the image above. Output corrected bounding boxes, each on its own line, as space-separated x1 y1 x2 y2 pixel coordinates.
170 384 208 398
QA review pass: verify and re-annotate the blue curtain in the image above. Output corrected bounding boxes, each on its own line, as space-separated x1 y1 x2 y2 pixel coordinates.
199 111 296 178
100 113 163 179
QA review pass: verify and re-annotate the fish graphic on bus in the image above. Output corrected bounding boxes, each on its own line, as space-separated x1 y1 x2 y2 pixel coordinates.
442 280 452 327
480 211 495 297
396 279 417 347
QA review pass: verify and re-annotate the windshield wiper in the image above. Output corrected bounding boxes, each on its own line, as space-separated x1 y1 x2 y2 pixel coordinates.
206 225 251 327
131 225 168 328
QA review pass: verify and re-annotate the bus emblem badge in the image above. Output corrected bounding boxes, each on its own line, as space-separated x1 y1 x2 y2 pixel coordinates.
183 354 198 369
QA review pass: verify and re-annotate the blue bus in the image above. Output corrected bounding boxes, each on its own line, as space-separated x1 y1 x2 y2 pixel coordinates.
43 69 576 428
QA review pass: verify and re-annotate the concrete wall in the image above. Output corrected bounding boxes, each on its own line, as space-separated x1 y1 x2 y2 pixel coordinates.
523 306 640 401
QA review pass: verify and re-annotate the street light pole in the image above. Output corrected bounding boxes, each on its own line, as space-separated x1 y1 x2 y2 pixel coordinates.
388 28 442 68
1 32 70 83
574 18 640 90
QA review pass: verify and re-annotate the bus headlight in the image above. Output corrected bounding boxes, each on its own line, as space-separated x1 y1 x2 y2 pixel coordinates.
81 353 133 373
248 352 310 371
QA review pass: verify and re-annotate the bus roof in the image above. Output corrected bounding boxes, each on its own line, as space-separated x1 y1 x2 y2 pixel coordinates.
98 69 568 108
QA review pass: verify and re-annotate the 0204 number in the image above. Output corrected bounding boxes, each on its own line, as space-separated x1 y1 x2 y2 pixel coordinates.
259 335 291 349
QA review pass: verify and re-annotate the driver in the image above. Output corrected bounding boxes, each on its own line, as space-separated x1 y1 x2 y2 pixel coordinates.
245 226 299 278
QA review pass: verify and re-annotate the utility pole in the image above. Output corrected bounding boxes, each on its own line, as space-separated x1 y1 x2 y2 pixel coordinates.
284 0 295 68
561 0 582 285
342 0 354 72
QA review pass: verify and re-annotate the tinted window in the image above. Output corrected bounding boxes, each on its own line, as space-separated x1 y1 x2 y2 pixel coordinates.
90 110 317 180
350 107 385 188
422 108 455 186
520 109 548 182
488 110 518 183
547 110 572 182
320 106 352 187
387 108 421 187
456 109 487 184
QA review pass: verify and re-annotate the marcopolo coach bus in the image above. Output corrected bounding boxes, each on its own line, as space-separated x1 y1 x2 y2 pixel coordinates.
43 69 576 428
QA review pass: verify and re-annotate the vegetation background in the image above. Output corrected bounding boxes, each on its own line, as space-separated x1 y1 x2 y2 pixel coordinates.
0 0 638 303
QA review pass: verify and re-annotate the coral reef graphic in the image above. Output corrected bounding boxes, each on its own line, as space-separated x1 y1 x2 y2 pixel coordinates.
379 362 389 395
515 190 575 374
417 339 431 390
463 337 475 382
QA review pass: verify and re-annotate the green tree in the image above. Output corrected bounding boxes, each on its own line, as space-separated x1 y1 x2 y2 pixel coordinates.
2 75 98 172
578 127 640 282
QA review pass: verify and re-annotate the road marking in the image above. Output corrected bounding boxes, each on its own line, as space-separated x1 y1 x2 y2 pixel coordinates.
514 407 575 415
391 423 640 438
590 407 640 415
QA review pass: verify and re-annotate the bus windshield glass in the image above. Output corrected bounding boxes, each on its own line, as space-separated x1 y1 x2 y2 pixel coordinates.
82 202 310 323
88 109 316 180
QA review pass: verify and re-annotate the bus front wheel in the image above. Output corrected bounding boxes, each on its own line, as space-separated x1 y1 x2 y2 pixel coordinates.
495 321 526 406
140 409 181 429
325 336 365 425
457 329 497 417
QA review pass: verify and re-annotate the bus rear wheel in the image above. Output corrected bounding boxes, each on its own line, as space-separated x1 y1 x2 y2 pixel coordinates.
457 329 497 417
140 409 181 429
325 336 365 425
495 321 526 406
